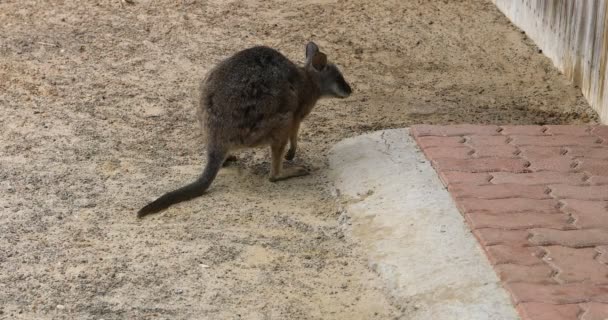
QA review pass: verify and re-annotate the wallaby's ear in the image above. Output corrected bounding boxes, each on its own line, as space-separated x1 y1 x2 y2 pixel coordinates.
305 42 327 71
311 52 327 71
305 42 319 60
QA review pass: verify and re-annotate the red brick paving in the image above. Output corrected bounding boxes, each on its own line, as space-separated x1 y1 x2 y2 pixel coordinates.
517 302 580 320
411 125 608 320
582 302 608 320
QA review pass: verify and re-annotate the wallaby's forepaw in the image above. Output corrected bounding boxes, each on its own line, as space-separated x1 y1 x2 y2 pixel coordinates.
269 166 309 182
223 155 238 167
285 148 296 161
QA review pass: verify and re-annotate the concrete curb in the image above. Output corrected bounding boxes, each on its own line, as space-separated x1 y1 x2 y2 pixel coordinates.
329 128 519 320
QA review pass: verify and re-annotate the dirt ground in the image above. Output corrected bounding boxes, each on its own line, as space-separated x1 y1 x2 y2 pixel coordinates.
0 0 599 319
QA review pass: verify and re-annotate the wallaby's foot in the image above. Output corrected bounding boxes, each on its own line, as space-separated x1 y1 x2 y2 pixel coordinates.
285 148 296 161
269 166 309 182
223 155 238 167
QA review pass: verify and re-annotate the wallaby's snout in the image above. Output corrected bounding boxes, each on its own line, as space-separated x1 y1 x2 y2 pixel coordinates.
305 42 352 99
331 67 352 99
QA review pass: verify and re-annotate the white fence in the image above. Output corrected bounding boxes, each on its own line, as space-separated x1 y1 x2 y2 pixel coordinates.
493 0 608 123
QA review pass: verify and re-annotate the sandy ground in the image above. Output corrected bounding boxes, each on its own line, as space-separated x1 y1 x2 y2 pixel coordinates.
0 0 599 319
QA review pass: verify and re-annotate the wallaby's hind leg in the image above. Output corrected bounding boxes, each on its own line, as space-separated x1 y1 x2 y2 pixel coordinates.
269 140 309 182
285 121 300 161
222 154 238 167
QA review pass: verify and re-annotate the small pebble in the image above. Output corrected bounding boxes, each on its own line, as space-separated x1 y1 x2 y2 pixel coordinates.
56 305 65 310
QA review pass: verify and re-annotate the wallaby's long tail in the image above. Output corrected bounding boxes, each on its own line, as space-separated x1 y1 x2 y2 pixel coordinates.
137 147 226 217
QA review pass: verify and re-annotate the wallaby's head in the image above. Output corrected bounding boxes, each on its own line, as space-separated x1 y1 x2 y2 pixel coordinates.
304 42 352 99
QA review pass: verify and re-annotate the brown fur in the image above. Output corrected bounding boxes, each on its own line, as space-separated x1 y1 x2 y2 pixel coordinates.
138 42 352 217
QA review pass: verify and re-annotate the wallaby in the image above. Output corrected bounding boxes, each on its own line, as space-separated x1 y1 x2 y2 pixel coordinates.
138 42 352 217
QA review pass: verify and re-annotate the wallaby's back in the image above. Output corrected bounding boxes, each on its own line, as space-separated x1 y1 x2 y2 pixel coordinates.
200 46 310 148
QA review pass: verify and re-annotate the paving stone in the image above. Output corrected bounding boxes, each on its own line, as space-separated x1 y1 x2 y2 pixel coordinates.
517 147 576 172
596 246 608 264
472 145 519 158
580 302 608 320
591 126 608 140
438 171 491 187
411 124 500 137
527 157 578 173
494 264 555 284
588 175 608 185
485 245 545 266
561 199 608 229
505 283 608 304
490 172 585 185
543 246 608 284
510 135 603 147
466 212 570 230
518 146 567 158
562 199 608 214
529 229 608 248
422 147 472 159
577 159 608 176
499 125 546 136
473 229 531 246
457 198 560 214
516 302 580 320
415 136 465 149
465 135 509 146
544 125 592 136
450 184 550 200
550 185 608 201
432 158 529 173
566 146 608 159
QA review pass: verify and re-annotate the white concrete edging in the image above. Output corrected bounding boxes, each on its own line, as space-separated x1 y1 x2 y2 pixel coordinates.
329 129 519 320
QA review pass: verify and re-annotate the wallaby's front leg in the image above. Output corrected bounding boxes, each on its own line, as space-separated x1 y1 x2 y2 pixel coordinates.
222 154 238 167
285 121 301 161
269 140 309 182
